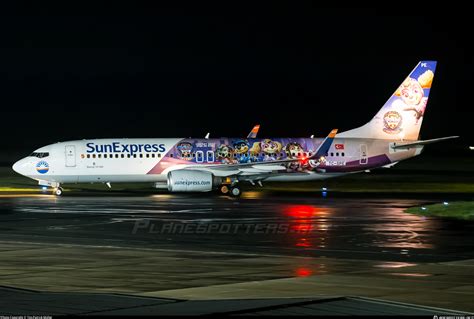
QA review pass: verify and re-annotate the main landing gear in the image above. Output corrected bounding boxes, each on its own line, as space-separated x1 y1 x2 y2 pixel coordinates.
219 184 241 197
230 186 241 197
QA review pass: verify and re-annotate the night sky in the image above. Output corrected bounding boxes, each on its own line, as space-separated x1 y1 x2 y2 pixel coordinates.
1 4 472 160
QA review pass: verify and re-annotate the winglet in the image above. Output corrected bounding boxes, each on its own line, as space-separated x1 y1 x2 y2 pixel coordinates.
247 125 260 138
311 129 338 159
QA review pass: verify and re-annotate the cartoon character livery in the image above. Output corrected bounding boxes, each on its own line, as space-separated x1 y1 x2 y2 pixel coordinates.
233 139 252 163
12 61 458 196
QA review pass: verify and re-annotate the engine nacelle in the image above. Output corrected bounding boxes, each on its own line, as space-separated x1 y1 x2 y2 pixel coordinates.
167 170 214 192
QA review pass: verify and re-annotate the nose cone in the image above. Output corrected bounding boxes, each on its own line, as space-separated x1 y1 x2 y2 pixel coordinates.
12 160 20 174
12 158 28 176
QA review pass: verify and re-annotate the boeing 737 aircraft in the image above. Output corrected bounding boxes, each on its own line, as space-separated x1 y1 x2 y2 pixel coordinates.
13 61 458 196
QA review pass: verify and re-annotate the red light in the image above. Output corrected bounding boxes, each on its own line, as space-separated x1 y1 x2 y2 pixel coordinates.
295 238 312 248
291 224 313 233
296 267 313 277
285 205 319 218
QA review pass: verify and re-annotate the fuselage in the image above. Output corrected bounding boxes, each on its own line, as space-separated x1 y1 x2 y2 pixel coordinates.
12 136 421 186
11 61 440 195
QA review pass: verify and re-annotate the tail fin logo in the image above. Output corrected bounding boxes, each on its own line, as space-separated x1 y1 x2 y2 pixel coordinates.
383 111 403 134
393 69 433 124
332 61 437 141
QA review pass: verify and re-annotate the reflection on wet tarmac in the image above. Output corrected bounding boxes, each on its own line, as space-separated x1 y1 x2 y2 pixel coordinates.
0 194 473 263
374 261 417 268
386 272 432 277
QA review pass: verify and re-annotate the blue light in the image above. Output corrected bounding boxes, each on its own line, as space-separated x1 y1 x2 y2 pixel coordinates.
322 191 327 198
443 202 449 206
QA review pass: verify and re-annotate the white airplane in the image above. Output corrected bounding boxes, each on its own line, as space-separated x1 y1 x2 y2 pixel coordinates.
13 61 458 196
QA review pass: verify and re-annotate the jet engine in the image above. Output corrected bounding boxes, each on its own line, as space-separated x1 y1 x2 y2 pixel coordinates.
167 170 216 192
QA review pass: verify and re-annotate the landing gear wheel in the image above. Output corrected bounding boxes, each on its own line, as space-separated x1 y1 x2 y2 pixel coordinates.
54 187 63 196
220 185 229 194
230 186 241 197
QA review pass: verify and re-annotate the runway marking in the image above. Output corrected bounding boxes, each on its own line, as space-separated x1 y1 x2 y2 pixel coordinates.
0 187 42 192
0 194 54 198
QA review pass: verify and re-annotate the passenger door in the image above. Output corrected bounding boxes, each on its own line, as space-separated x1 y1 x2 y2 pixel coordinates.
65 145 76 167
359 144 368 165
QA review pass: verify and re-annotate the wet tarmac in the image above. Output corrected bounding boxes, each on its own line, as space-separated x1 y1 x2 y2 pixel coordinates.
1 192 473 263
1 192 474 312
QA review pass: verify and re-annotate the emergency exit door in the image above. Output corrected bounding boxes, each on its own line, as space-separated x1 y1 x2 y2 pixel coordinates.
359 144 368 165
65 145 76 167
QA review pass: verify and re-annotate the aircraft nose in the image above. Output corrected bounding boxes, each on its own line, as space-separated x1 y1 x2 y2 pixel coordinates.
12 158 28 176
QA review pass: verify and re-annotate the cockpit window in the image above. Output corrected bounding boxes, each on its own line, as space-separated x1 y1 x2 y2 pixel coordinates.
30 152 50 158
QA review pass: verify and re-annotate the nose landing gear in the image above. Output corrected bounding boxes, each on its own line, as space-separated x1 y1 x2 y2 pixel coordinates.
53 187 64 196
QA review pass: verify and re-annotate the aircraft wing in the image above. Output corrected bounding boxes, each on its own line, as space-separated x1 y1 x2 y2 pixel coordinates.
247 124 260 138
177 129 338 176
391 136 459 149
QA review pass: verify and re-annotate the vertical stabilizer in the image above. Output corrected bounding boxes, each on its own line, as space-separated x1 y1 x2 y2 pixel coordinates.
337 61 437 140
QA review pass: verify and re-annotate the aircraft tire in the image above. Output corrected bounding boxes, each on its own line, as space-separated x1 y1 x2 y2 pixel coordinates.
230 186 241 197
220 185 229 194
54 187 63 196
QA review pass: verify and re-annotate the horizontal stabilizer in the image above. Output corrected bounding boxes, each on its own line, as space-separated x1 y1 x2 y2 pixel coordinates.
391 136 459 149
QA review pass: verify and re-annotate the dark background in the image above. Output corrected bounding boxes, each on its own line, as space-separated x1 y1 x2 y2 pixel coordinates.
1 4 472 162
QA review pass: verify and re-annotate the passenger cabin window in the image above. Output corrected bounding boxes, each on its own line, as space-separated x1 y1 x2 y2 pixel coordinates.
336 152 339 156
127 154 131 158
330 152 334 156
115 154 119 158
87 154 90 158
121 154 124 158
342 152 345 157
146 154 150 158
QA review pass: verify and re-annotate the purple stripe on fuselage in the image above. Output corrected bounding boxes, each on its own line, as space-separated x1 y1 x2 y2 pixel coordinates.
321 154 391 173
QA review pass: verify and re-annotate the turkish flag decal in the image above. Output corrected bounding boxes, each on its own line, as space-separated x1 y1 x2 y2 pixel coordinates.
335 144 344 150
